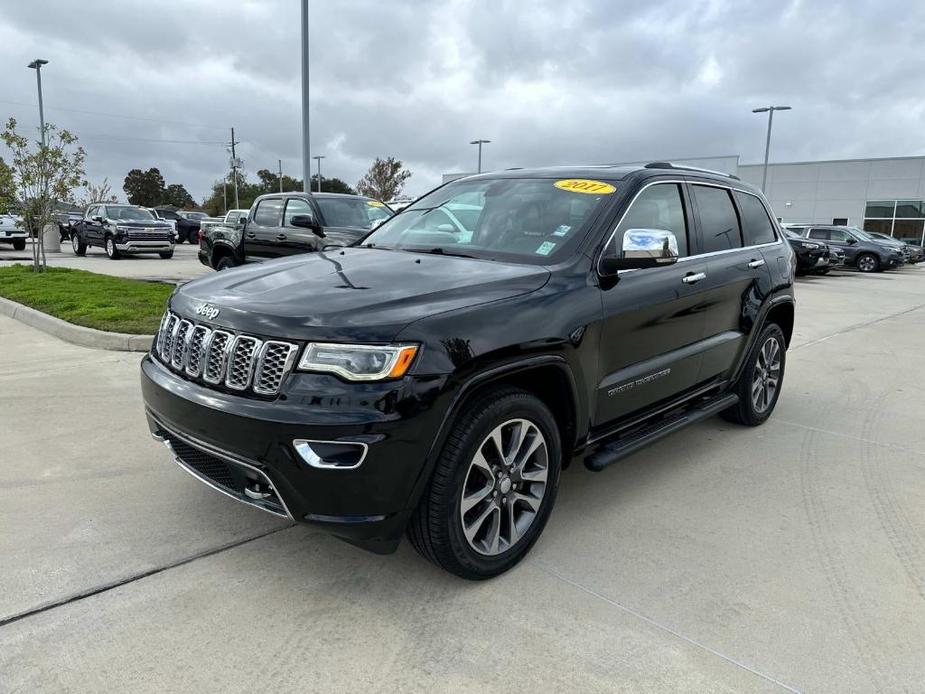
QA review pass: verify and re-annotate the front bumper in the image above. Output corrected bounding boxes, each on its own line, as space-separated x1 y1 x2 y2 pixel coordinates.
116 239 174 253
140 354 451 553
0 231 27 242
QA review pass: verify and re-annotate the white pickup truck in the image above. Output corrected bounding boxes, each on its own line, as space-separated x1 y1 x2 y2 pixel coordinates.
0 213 27 251
198 209 248 238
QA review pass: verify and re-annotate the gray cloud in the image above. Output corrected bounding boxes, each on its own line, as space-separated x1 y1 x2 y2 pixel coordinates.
1 0 923 204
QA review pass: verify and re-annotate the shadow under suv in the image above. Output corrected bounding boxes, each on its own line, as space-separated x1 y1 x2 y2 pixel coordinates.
141 163 796 579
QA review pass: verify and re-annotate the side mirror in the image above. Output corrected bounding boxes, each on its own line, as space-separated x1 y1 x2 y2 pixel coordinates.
599 229 679 275
238 215 248 225
846 237 857 245
290 214 325 238
92 215 104 223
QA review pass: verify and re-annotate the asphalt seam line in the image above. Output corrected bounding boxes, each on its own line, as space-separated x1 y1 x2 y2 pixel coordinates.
0 524 295 630
543 566 803 694
790 301 925 353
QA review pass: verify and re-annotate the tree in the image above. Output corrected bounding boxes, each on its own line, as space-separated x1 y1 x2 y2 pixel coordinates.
76 177 117 208
310 175 356 195
356 157 412 201
1 117 86 271
123 167 165 207
0 157 15 213
162 183 195 208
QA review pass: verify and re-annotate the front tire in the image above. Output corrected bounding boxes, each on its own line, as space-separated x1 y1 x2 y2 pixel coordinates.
71 233 87 256
104 236 120 259
12 239 26 251
408 387 561 579
214 255 236 271
856 253 879 273
721 323 786 426
158 249 174 259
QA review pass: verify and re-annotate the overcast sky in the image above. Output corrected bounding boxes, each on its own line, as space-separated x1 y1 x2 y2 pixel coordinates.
1 0 923 204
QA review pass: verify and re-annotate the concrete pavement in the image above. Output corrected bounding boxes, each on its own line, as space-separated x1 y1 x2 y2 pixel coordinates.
1 266 924 692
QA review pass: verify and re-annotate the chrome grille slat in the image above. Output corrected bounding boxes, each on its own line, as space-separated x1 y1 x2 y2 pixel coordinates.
153 311 297 396
225 336 262 391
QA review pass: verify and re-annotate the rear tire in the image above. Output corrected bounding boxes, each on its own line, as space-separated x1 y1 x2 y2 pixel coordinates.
215 255 236 271
408 387 561 579
158 249 174 259
186 229 199 244
856 253 879 273
12 239 26 251
71 233 87 256
721 323 786 427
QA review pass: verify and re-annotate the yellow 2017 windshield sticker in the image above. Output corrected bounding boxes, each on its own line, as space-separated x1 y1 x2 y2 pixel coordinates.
554 179 616 195
367 200 386 207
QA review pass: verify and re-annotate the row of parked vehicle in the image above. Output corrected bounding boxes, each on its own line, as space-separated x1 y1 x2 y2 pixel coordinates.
782 223 923 275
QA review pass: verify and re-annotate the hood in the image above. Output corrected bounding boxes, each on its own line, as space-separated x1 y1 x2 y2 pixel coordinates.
172 247 550 342
108 219 173 230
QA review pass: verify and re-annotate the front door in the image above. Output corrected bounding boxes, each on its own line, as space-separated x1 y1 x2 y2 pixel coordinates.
244 198 284 260
594 182 708 427
807 227 856 263
279 197 322 256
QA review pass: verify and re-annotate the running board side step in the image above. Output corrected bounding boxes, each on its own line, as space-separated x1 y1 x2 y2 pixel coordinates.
584 393 739 472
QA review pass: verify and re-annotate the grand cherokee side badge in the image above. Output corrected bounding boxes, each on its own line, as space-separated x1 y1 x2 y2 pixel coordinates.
195 303 220 320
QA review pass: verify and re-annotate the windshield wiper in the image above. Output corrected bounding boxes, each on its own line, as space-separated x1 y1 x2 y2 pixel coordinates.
405 247 476 259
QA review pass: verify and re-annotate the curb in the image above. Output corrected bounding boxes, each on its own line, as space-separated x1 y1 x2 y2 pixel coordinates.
0 296 154 352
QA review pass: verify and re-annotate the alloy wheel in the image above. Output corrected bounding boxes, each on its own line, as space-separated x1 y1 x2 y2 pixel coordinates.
459 418 548 556
71 235 79 252
752 337 782 413
106 238 114 257
858 255 876 272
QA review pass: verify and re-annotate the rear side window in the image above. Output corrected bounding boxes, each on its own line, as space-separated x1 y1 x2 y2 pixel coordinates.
692 185 742 252
808 229 829 240
613 183 689 257
735 191 777 246
253 199 283 227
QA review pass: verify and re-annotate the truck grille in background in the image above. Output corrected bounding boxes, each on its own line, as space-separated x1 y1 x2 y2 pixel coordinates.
127 232 172 241
154 311 298 396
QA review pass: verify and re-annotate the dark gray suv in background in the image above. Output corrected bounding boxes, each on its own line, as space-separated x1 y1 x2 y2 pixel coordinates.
795 225 903 273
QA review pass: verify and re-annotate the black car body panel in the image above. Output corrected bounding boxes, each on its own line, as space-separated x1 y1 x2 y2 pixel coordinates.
72 203 174 255
199 192 393 269
144 164 795 554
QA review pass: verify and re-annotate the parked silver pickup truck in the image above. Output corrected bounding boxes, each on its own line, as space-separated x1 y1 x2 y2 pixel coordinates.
199 209 248 238
0 213 27 251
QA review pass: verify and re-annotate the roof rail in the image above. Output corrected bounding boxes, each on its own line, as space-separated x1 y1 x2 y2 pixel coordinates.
643 161 740 180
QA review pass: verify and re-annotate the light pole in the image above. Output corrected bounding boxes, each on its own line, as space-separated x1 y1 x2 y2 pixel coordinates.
278 159 284 193
27 59 48 147
300 0 311 193
469 139 490 173
312 155 325 192
752 106 791 192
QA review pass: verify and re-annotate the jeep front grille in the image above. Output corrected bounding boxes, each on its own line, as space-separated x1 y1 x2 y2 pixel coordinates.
154 311 298 396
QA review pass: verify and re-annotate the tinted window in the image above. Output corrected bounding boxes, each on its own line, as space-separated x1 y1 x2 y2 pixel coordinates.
253 199 283 227
283 198 313 226
613 183 688 257
316 198 391 230
830 229 852 242
808 229 829 240
692 185 742 252
734 191 777 245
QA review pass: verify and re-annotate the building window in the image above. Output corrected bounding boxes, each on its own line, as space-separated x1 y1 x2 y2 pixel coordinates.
863 199 925 245
832 217 848 226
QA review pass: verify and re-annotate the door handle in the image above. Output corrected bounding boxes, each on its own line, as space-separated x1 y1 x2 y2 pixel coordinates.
246 232 256 239
747 259 766 268
276 233 287 240
682 272 707 284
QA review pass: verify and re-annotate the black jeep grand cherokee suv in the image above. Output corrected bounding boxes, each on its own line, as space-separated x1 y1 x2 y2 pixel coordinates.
141 163 795 579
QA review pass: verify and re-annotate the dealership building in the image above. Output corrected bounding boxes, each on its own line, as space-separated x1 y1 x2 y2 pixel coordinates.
444 153 925 245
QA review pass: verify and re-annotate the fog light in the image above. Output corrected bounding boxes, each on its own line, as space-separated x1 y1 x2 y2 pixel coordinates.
293 439 368 470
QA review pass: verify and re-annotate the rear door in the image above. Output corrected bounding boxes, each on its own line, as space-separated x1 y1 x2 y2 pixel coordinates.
244 198 284 260
594 181 709 426
688 184 773 383
278 197 322 256
807 227 856 263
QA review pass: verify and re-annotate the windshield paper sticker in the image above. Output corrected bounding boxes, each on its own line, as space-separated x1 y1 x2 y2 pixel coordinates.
367 201 385 207
536 241 557 256
554 179 616 195
552 225 571 237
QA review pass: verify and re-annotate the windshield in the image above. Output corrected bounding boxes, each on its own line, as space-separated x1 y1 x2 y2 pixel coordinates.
361 177 615 263
784 229 803 240
180 211 207 220
105 206 154 221
157 209 180 220
316 197 392 230
848 227 879 242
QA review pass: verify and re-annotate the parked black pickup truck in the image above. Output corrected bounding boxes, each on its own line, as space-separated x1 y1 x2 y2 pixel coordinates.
143 163 795 578
198 192 393 270
70 204 175 259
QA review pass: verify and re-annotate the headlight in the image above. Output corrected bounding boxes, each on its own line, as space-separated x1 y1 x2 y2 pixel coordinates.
115 225 134 232
800 242 821 249
297 343 419 381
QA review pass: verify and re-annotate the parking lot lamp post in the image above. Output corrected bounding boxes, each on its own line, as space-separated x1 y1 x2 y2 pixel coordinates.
752 106 791 192
27 59 48 147
313 155 325 192
470 139 490 173
301 0 311 193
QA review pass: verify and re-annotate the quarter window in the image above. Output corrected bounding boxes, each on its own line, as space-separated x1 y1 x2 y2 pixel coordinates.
253 199 283 227
613 183 689 257
734 191 777 246
692 185 742 252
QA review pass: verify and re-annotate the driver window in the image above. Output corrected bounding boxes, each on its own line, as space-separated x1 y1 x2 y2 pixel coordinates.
284 198 313 226
829 229 850 242
613 184 688 257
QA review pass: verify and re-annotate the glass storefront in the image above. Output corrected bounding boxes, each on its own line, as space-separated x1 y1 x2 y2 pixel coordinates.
863 200 925 245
